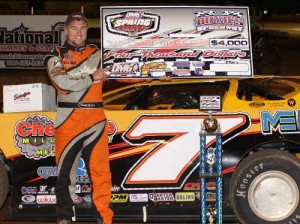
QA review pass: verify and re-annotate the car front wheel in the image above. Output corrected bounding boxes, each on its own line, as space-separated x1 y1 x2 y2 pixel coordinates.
0 160 8 209
230 149 300 224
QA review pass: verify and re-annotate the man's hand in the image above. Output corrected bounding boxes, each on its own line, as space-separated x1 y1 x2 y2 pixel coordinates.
92 68 109 82
159 75 171 82
116 75 172 83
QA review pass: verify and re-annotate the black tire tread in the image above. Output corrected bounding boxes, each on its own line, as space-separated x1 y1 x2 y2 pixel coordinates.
0 161 9 209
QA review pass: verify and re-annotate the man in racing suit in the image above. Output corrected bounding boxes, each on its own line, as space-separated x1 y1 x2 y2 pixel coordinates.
46 12 113 224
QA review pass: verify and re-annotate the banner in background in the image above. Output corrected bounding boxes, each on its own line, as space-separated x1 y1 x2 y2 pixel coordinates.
101 6 253 79
0 15 66 69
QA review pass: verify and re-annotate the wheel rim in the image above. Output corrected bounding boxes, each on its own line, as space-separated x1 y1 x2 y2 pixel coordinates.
248 170 299 221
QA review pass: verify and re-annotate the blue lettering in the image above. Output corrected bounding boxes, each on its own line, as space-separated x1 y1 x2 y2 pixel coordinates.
261 111 297 134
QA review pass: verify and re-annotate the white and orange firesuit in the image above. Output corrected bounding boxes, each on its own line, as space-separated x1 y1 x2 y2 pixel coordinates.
46 41 113 223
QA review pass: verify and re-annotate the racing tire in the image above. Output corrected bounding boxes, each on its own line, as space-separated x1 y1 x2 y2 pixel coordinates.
0 160 8 209
230 149 300 224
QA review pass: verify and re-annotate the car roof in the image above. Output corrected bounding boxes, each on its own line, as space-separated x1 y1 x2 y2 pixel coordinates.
104 75 300 96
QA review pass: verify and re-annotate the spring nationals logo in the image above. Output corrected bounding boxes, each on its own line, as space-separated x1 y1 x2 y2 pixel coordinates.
105 10 160 37
14 115 55 160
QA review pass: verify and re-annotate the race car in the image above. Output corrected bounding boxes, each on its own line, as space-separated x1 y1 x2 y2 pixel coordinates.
1 75 300 224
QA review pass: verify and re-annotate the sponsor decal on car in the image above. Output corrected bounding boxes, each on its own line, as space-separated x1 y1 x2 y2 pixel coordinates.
260 110 300 134
129 193 148 202
108 120 118 143
249 102 265 108
36 195 56 204
175 192 195 202
111 185 121 193
183 182 216 191
21 186 37 195
21 195 36 205
111 194 129 203
288 98 296 107
14 115 55 160
37 166 58 179
149 192 175 202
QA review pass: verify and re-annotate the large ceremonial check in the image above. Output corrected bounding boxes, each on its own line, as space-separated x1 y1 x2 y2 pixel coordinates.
101 6 253 79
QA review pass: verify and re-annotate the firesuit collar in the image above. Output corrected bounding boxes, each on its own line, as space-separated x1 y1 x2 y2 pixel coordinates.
64 41 86 52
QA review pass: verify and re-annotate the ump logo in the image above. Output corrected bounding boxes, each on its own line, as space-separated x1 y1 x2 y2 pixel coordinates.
105 10 160 37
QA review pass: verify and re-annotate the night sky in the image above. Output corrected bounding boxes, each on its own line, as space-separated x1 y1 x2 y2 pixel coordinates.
213 0 300 14
14 0 300 16
146 0 300 15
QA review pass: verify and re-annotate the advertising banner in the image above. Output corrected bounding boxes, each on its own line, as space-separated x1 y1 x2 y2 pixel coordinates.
0 15 66 69
101 6 253 79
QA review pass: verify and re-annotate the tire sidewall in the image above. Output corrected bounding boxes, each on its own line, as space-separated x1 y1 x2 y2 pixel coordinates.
0 160 8 209
230 150 300 224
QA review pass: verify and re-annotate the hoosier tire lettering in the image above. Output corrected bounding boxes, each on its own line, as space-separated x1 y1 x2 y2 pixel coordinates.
230 149 300 224
235 163 264 198
0 161 9 209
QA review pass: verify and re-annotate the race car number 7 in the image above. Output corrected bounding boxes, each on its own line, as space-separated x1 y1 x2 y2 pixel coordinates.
121 114 250 190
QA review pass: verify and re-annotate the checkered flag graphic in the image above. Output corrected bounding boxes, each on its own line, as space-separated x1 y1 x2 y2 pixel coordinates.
195 10 216 17
222 11 244 17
